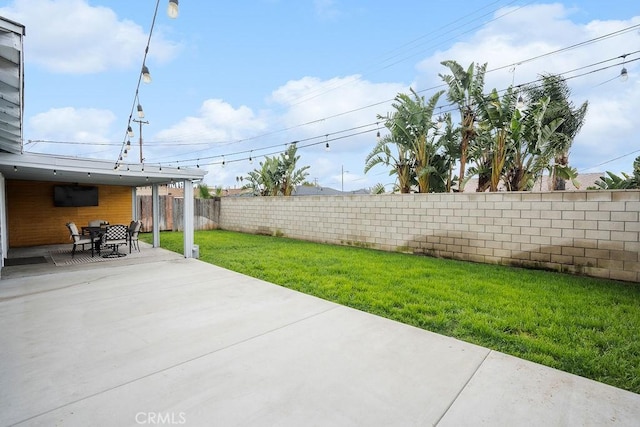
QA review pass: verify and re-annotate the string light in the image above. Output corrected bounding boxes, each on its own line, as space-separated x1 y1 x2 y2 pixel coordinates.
142 65 152 83
167 0 179 18
127 127 134 137
137 103 145 118
620 67 628 82
620 54 629 82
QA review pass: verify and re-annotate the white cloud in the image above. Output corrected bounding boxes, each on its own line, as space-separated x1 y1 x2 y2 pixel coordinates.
414 4 640 174
314 0 341 21
270 75 405 143
155 99 268 144
265 75 407 189
149 99 269 179
0 0 180 74
26 107 116 156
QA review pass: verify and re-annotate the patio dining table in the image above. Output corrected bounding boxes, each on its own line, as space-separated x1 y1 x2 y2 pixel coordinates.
81 225 107 254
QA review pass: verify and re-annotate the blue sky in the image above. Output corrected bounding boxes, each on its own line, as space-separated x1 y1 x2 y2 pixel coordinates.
1 0 639 191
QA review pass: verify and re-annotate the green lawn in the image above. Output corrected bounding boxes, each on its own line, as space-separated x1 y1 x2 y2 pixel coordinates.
141 230 640 393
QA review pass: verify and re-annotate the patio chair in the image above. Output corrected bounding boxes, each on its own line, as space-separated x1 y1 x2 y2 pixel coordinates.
128 220 142 253
101 224 129 258
66 222 99 258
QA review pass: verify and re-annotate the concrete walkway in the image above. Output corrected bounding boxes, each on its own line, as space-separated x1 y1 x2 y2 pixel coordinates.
1 248 639 426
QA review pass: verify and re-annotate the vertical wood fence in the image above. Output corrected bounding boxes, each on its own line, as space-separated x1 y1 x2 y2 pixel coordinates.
137 196 220 232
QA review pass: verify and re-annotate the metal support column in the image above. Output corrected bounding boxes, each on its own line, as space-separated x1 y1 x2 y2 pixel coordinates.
183 180 194 258
152 183 160 248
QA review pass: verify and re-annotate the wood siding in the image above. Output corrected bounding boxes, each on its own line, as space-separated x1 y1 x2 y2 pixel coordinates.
7 180 133 247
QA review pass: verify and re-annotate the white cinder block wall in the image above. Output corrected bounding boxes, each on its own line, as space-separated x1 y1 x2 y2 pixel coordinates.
219 190 640 283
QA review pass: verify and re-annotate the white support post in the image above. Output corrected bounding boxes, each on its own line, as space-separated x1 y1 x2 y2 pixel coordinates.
131 186 138 220
183 179 194 258
152 183 160 248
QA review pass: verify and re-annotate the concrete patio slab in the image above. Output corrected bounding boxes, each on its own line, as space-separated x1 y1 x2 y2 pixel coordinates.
1 249 639 426
439 351 640 426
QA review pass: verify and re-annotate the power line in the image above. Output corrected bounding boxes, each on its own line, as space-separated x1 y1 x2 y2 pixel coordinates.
29 52 638 170
140 24 640 152
144 53 640 165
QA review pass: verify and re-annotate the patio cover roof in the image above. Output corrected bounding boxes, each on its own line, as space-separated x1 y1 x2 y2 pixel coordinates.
0 152 206 186
0 17 24 154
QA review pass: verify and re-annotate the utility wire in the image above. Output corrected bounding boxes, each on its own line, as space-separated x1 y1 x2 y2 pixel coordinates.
30 52 639 171
141 24 640 150
147 53 640 165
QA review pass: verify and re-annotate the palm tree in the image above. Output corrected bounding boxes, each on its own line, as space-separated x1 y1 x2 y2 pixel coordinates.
245 145 310 196
435 113 460 192
367 89 447 193
524 74 587 190
476 88 518 192
588 156 640 190
439 60 487 191
364 133 413 193
389 89 444 193
278 144 310 196
504 96 564 191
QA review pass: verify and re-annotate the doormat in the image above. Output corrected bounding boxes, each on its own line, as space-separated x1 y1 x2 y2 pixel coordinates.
4 256 48 266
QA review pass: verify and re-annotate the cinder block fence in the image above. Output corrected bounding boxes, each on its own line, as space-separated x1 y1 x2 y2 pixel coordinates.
219 190 640 283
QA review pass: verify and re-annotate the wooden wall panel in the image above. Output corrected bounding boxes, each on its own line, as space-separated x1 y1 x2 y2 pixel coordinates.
7 180 133 247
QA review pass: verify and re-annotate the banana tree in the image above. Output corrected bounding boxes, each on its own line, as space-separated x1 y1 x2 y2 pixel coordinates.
476 88 518 192
390 89 444 193
435 113 460 192
505 96 564 191
278 144 310 196
524 74 587 190
365 134 413 193
439 60 487 191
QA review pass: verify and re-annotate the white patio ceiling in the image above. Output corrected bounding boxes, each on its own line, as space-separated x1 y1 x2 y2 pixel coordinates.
0 152 205 187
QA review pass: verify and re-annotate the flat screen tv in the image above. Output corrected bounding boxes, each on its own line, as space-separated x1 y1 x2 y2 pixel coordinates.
53 185 99 207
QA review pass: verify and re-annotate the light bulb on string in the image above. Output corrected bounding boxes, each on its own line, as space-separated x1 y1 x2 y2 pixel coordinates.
142 65 152 83
620 67 628 82
167 0 179 18
620 54 629 82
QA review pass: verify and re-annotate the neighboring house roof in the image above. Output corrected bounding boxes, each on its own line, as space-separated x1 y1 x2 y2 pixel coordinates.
293 186 371 196
0 17 25 154
293 186 345 196
462 172 603 192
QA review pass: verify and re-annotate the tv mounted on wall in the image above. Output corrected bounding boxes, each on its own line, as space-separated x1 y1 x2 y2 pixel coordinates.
53 185 99 207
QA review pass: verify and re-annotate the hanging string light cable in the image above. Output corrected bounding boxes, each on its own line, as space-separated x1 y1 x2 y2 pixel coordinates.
115 0 162 168
143 53 640 166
